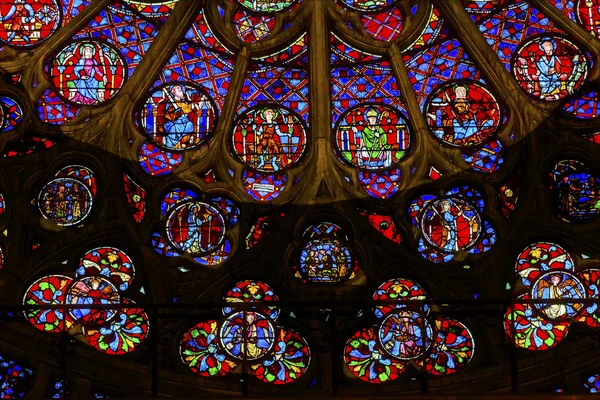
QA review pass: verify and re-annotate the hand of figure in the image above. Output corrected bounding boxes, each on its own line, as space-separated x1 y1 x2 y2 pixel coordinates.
103 75 108 85
549 68 556 75
81 75 89 80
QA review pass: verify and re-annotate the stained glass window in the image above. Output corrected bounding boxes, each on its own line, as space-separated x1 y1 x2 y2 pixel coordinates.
1 0 600 395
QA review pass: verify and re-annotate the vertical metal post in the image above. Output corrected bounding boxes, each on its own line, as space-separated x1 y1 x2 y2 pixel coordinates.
509 302 518 393
419 302 428 394
59 304 67 380
242 308 249 396
330 307 338 395
151 306 158 397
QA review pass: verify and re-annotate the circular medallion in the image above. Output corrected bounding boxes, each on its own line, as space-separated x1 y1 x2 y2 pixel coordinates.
223 280 280 321
504 297 569 351
424 81 502 147
38 177 93 226
250 328 311 384
138 83 218 151
77 247 135 291
334 104 410 170
166 201 226 254
83 299 149 355
343 326 406 383
235 0 298 13
515 242 574 287
531 271 586 320
0 0 61 47
373 278 429 318
420 197 482 253
49 40 127 105
180 320 236 377
378 310 433 360
424 317 475 375
577 0 600 39
22 275 73 332
340 0 394 12
232 105 307 172
219 311 276 361
65 276 120 325
299 239 353 283
512 35 588 102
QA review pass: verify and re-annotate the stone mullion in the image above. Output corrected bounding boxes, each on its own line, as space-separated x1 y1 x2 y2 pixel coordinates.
187 47 250 177
302 0 349 205
432 0 546 134
388 43 458 182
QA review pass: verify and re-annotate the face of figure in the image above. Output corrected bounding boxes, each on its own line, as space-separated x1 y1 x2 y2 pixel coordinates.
455 86 467 99
171 86 184 100
367 115 378 125
264 109 275 123
82 47 93 59
541 41 554 56
442 201 451 212
245 312 256 325
550 274 562 286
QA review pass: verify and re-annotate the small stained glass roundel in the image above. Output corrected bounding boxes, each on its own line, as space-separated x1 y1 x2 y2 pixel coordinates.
334 104 410 170
425 317 475 375
250 328 311 385
77 247 135 291
223 280 280 321
219 311 276 361
378 310 433 360
340 0 394 12
343 326 406 383
138 83 218 151
531 271 586 320
38 178 93 226
23 275 73 332
373 278 429 318
166 201 226 254
420 197 482 253
424 81 502 147
180 320 237 377
83 300 149 355
232 104 307 172
235 0 298 13
49 40 127 105
512 35 589 102
0 0 61 47
65 276 120 326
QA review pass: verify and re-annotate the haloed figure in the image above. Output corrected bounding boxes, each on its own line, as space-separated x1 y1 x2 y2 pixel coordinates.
254 108 292 171
72 43 108 105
